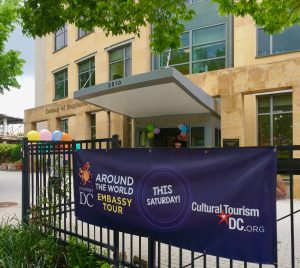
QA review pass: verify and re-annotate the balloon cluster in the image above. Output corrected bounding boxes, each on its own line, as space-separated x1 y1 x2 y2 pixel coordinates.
26 129 72 142
147 124 160 139
178 124 188 138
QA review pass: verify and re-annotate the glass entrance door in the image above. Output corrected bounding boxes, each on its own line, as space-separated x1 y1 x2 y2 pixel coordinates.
154 128 187 148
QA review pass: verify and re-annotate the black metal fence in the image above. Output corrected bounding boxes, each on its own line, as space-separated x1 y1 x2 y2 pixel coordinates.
22 137 300 268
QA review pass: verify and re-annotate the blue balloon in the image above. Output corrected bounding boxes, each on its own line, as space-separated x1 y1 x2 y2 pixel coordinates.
181 125 188 132
52 130 62 141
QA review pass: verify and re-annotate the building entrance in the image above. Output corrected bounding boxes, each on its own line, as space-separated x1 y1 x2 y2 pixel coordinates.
154 128 187 148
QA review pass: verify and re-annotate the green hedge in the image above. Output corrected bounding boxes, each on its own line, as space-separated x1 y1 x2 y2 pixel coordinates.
0 143 21 163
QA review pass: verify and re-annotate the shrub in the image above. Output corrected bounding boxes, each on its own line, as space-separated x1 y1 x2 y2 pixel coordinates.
10 144 22 162
0 222 111 268
0 223 64 267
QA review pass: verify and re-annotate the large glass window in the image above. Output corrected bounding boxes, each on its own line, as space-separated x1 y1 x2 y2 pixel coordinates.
109 45 132 81
78 57 95 89
55 25 68 51
61 118 68 133
158 24 226 74
257 93 292 146
90 113 96 140
257 25 300 56
54 69 68 100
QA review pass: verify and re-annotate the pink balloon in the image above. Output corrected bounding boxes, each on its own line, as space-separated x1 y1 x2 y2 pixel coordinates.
181 132 187 138
154 128 160 134
39 129 52 141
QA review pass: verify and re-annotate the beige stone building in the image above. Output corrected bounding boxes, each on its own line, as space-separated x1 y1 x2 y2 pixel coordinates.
25 1 300 196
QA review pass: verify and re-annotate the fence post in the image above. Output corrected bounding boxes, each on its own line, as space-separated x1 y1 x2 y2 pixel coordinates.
148 238 156 268
112 134 120 266
22 138 30 224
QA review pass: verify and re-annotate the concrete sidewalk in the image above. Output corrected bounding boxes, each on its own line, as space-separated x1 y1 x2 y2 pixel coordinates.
0 171 22 222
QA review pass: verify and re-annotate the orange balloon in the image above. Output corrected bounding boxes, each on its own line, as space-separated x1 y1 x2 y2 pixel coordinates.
61 132 72 141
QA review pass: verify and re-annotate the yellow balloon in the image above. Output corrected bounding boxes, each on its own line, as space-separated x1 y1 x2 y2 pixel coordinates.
148 132 154 139
27 130 40 141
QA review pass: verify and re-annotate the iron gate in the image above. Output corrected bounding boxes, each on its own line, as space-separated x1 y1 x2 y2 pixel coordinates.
22 137 300 268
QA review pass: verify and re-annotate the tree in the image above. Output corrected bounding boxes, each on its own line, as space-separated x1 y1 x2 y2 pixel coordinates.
0 0 24 94
19 0 194 54
212 0 300 33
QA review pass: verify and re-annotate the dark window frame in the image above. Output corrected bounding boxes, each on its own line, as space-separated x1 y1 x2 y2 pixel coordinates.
54 25 68 51
54 69 68 100
78 57 95 89
77 28 92 40
109 45 132 81
61 118 69 133
257 93 293 146
90 113 96 140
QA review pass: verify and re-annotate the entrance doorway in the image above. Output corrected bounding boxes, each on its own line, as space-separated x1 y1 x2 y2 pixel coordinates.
154 128 187 148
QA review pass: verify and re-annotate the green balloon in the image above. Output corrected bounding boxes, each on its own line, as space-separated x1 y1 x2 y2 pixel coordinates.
147 124 154 132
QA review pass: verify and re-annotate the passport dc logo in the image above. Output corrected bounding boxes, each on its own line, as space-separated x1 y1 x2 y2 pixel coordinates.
137 166 192 231
79 162 93 186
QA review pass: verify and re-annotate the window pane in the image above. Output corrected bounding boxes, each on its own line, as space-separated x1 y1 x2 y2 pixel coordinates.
257 28 270 56
180 32 190 47
258 114 271 146
79 72 90 89
191 127 205 147
55 71 65 83
174 64 190 75
257 96 270 114
161 49 189 67
78 61 90 73
192 58 225 73
273 113 293 146
55 82 65 99
273 94 292 113
125 58 131 77
110 48 124 62
192 41 225 61
273 25 300 54
55 34 65 50
110 61 124 80
192 24 225 46
125 46 131 58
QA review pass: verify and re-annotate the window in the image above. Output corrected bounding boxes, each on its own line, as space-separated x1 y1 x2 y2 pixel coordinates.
257 25 300 56
215 128 221 147
109 45 132 80
192 24 226 73
191 127 205 147
160 32 190 74
55 25 68 51
54 69 68 100
257 93 292 146
185 0 200 4
61 118 68 133
158 24 226 74
91 113 96 139
78 57 95 89
78 28 91 39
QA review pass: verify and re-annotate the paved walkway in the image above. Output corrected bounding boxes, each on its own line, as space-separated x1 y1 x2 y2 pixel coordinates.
0 171 22 223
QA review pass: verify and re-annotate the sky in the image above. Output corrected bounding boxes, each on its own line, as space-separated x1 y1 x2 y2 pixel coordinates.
0 25 35 119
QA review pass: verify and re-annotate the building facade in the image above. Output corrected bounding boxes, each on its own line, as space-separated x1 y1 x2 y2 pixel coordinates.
25 1 300 195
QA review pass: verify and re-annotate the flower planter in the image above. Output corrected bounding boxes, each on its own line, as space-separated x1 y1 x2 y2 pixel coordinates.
15 163 22 171
1 163 8 170
7 163 16 171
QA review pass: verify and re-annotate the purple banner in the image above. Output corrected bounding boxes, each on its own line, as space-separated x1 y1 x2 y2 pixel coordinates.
74 148 277 264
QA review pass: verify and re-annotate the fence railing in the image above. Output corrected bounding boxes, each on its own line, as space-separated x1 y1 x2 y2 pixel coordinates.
22 138 300 268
